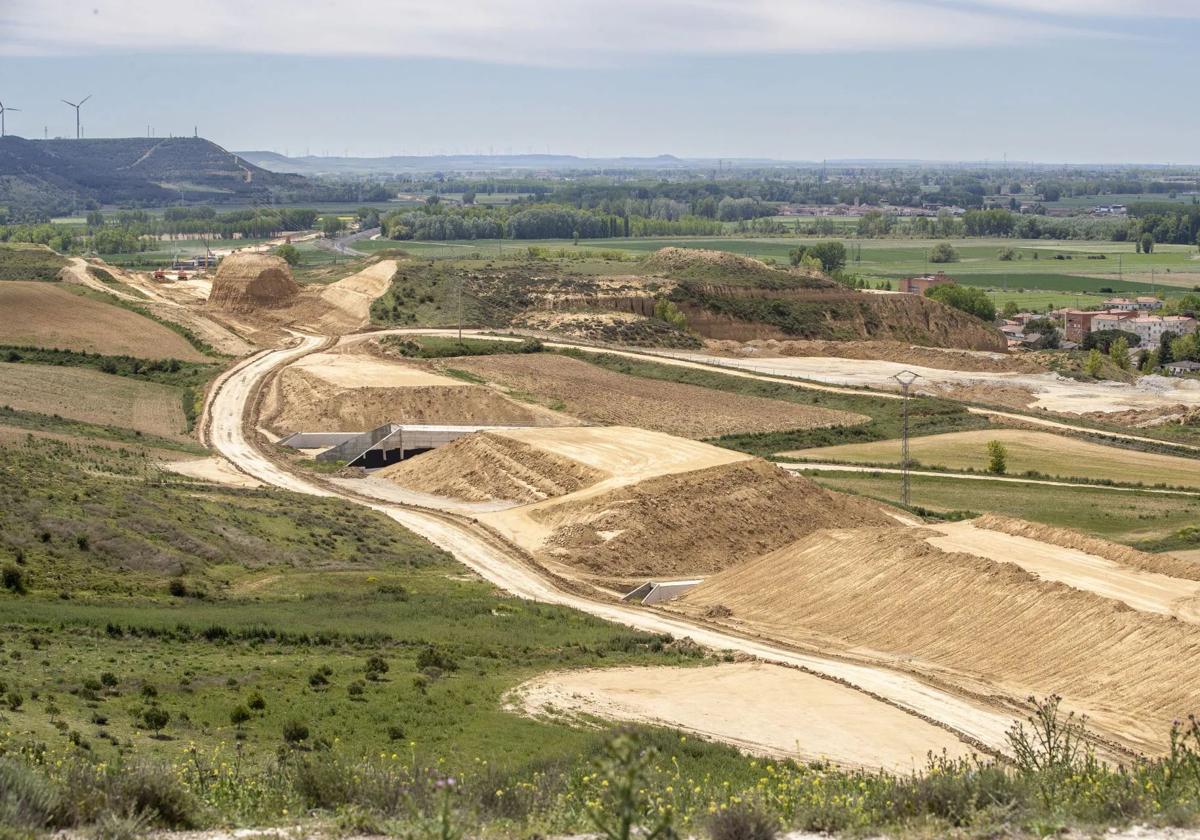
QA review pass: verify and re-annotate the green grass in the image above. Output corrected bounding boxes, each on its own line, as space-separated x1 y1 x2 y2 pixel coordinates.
0 243 69 281
803 469 1200 545
0 406 206 454
377 334 544 358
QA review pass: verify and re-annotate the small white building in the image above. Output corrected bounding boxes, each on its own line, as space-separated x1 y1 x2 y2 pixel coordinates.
1125 315 1198 346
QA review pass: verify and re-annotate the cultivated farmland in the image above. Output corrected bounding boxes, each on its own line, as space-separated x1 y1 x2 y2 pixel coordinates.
785 428 1200 488
0 362 190 439
0 281 209 361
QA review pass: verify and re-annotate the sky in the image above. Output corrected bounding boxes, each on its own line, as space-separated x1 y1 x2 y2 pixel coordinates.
2 0 1199 163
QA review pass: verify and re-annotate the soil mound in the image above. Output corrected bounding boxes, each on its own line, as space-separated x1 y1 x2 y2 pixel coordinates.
449 353 868 439
263 364 566 433
709 339 1038 373
644 247 831 288
971 514 1200 581
206 253 299 312
532 459 893 578
378 432 605 503
677 526 1200 753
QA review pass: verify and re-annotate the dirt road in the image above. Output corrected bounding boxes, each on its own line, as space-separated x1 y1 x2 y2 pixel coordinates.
202 339 1024 761
927 520 1200 623
510 663 974 771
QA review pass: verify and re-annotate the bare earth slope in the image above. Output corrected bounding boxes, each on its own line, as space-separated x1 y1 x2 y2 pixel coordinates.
377 432 605 503
263 352 570 433
677 525 1200 753
483 454 893 580
446 353 868 438
0 281 208 361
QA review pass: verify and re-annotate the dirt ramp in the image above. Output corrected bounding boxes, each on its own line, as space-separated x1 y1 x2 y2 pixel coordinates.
378 432 606 503
207 253 299 312
531 459 893 578
677 526 1200 754
970 514 1200 581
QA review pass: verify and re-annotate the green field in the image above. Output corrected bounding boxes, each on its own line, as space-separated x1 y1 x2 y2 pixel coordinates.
785 429 1200 490
805 468 1200 547
358 236 1200 299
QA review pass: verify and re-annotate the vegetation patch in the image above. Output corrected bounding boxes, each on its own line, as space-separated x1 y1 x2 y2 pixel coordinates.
0 243 68 281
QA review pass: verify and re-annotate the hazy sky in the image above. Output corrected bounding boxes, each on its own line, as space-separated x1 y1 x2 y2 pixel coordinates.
2 0 1198 163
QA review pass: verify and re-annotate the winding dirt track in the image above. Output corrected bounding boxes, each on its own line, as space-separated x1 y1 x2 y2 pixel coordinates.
201 334 1029 761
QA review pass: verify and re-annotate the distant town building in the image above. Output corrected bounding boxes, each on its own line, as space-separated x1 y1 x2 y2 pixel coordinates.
1104 296 1163 312
1165 360 1200 376
899 271 955 296
1076 310 1136 341
1117 315 1198 346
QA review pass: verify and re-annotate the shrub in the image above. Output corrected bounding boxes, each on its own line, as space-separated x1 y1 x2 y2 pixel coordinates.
585 732 674 840
0 758 60 832
365 655 389 680
99 672 118 688
3 564 26 594
707 801 778 840
986 440 1008 475
247 692 266 711
111 761 198 828
387 724 406 741
139 706 170 735
7 691 24 711
167 579 187 597
140 684 157 699
282 719 310 744
230 705 251 726
925 283 996 322
308 671 329 689
929 241 959 263
416 646 459 673
347 681 365 699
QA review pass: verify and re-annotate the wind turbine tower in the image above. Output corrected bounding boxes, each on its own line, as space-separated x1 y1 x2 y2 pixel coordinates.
61 94 92 139
0 101 19 137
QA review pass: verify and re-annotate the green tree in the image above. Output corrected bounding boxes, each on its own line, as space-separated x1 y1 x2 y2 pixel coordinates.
320 215 346 237
1085 348 1104 378
275 243 300 266
806 240 847 273
1159 331 1175 365
986 440 1008 475
928 242 959 263
1002 300 1019 318
1140 232 1155 254
1109 336 1130 371
925 284 996 322
140 706 170 736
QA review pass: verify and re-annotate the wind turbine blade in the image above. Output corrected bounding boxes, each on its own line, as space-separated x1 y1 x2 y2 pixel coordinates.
80 94 92 105
62 99 76 107
7 108 19 113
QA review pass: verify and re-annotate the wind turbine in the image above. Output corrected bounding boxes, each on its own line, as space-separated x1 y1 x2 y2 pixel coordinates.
61 94 92 139
0 101 19 137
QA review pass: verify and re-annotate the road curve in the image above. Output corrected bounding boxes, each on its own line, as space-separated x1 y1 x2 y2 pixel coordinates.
203 338 1033 757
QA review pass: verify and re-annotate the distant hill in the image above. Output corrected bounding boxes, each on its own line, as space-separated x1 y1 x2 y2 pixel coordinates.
236 150 797 176
0 136 306 215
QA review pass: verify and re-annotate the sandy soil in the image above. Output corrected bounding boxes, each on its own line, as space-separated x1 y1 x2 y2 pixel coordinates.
509 663 974 770
0 281 208 361
477 436 891 580
0 362 189 439
670 351 1200 416
444 354 868 438
161 456 263 487
927 520 1200 622
782 428 1200 488
287 351 459 388
263 351 572 433
59 258 254 357
711 338 1045 374
378 431 606 503
676 525 1200 753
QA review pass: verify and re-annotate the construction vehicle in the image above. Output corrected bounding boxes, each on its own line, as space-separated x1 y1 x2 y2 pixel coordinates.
153 268 166 281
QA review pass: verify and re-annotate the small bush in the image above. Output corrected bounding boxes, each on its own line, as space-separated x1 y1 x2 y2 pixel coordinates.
347 681 365 699
365 655 389 680
99 672 118 688
167 578 187 597
7 691 24 711
308 671 329 689
0 757 59 831
283 719 310 744
139 706 170 735
140 684 157 699
230 705 251 726
111 761 199 828
707 801 778 840
416 646 458 673
247 692 266 711
2 564 26 594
